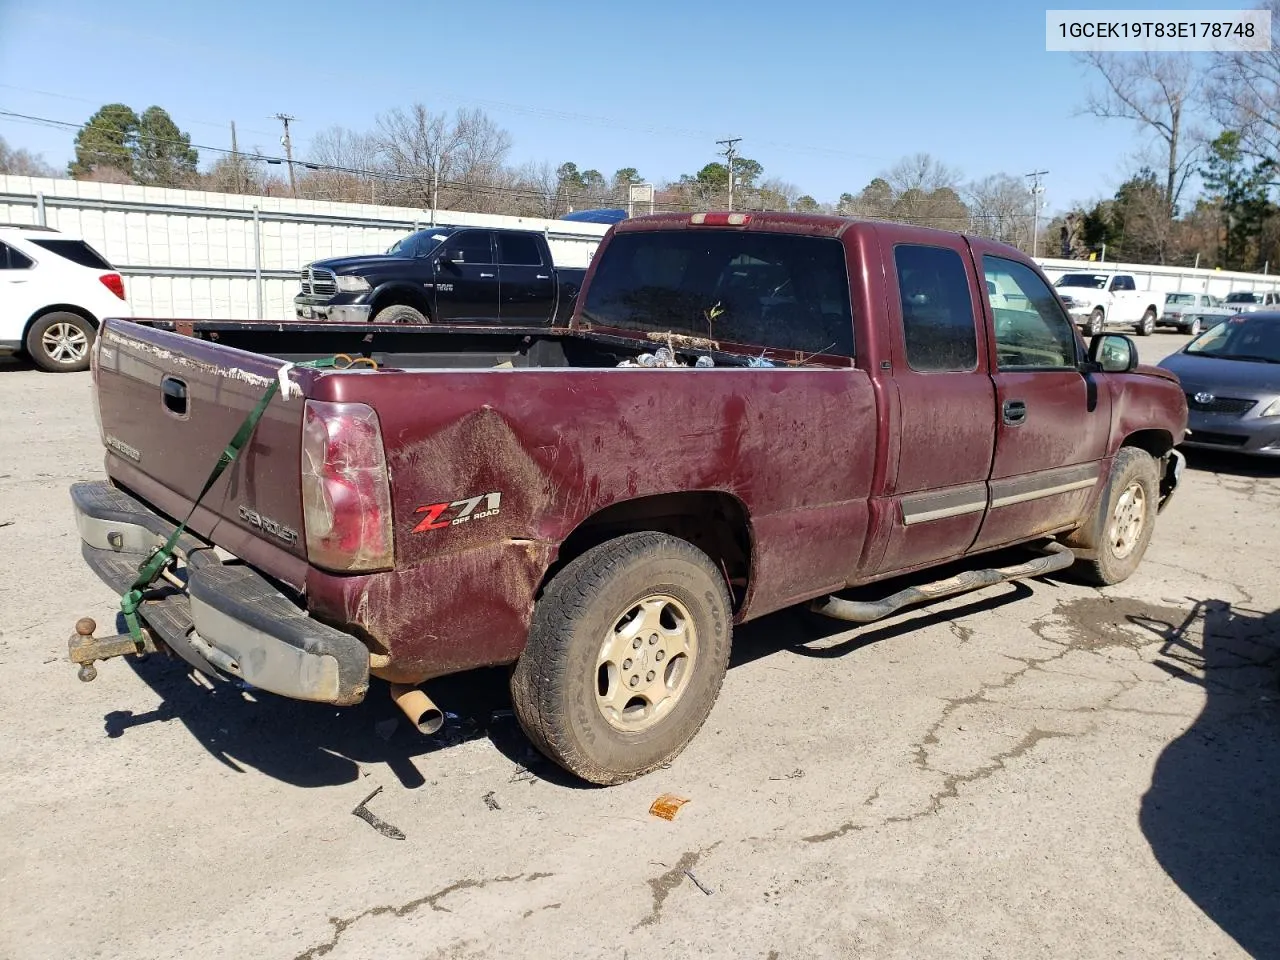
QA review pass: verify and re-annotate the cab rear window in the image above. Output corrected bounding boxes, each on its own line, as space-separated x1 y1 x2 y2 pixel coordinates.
580 229 854 357
28 239 114 270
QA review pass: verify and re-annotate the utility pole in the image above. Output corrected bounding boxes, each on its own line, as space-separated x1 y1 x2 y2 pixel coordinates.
275 113 297 197
1026 170 1048 258
716 137 742 211
229 121 242 193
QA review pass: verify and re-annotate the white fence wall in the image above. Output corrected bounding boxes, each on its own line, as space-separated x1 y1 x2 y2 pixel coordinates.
0 176 609 321
1036 256 1280 300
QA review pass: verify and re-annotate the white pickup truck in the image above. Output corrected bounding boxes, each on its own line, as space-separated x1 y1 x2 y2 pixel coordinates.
1053 272 1162 337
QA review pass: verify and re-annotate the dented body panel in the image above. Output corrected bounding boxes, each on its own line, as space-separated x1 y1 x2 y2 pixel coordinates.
82 213 1188 691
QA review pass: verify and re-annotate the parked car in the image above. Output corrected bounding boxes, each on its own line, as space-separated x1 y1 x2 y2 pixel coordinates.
560 209 628 224
1223 290 1280 313
1161 292 1235 336
293 226 587 325
71 213 1187 784
1158 312 1280 456
0 224 132 372
1054 272 1162 337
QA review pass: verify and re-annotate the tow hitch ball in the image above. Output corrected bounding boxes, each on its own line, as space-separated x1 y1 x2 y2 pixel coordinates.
68 618 158 682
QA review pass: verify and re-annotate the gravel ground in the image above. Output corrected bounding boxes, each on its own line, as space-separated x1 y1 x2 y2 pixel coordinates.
1 330 1277 960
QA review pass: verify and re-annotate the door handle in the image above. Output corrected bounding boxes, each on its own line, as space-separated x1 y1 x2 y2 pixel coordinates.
1002 399 1027 426
536 274 550 280
480 272 495 278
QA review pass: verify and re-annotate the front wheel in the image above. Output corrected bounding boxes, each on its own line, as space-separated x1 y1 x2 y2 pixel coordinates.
372 303 428 324
1088 308 1105 337
1067 447 1159 586
1136 308 1156 336
510 532 732 784
25 312 95 372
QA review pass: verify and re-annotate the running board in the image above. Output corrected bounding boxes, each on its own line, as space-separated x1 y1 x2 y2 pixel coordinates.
809 541 1075 624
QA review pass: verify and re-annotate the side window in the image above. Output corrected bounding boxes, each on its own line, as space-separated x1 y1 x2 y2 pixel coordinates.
894 244 978 372
498 233 543 266
984 256 1078 370
440 231 494 264
0 242 33 270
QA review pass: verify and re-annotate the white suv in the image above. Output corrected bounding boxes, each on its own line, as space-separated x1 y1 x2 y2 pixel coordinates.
0 225 133 372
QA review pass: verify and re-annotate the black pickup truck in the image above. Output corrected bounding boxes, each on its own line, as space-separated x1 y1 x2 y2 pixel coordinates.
294 226 588 325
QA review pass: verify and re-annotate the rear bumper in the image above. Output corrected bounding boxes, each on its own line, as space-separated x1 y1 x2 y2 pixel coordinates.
71 481 370 704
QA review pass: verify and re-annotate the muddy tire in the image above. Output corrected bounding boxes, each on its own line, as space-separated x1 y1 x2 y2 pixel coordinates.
1068 447 1160 586
372 303 428 324
25 312 95 372
510 532 732 785
1087 308 1105 337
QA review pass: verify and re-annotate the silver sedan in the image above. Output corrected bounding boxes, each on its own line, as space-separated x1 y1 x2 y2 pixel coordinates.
1157 312 1280 457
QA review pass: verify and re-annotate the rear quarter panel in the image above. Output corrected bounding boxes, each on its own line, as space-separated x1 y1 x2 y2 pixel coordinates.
305 366 877 680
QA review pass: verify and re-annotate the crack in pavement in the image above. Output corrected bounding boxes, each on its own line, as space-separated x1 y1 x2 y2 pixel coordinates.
636 843 721 929
804 595 1203 843
293 873 552 960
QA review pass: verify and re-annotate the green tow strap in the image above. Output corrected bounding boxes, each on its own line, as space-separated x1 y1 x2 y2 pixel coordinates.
118 353 372 649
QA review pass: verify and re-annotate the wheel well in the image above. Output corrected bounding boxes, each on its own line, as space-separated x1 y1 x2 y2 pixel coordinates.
24 304 99 341
1121 429 1174 458
543 492 753 609
369 285 431 319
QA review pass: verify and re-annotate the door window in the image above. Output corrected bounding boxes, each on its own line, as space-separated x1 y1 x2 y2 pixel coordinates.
894 244 977 372
984 256 1078 370
498 233 543 266
440 231 494 264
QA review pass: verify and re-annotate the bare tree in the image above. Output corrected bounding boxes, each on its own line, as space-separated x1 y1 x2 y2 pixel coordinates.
0 136 58 177
302 126 382 202
374 105 466 210
449 108 512 213
884 153 962 195
1209 0 1280 162
966 173 1034 249
1077 51 1203 213
515 161 567 217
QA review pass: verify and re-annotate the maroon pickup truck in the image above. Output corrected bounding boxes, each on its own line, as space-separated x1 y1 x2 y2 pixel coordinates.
69 213 1187 784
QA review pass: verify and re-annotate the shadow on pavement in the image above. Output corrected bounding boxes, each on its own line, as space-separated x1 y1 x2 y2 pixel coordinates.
102 548 1060 791
1133 599 1280 958
1181 447 1280 478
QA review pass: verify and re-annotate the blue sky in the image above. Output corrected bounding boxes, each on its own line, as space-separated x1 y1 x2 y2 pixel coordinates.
0 0 1235 213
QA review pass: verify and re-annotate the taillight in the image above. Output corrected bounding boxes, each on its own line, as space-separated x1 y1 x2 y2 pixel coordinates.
99 273 126 300
301 400 394 572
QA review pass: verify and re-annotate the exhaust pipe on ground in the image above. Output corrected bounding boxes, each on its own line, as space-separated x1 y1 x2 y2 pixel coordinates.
390 683 444 735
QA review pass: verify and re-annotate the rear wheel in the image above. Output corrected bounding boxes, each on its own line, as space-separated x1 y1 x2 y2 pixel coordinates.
1087 308 1105 337
372 303 428 324
1136 308 1156 336
1187 317 1202 337
510 532 732 784
1068 447 1159 586
25 312 95 372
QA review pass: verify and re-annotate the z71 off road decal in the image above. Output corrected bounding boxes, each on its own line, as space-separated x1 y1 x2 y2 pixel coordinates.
412 492 502 532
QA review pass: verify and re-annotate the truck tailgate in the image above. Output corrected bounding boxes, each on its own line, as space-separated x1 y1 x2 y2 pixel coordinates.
95 320 309 588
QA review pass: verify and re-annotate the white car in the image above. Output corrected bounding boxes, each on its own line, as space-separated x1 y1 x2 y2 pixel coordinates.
1224 290 1280 313
1053 272 1162 337
0 225 133 372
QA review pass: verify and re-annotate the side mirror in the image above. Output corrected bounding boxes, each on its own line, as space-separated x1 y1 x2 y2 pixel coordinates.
1089 333 1138 373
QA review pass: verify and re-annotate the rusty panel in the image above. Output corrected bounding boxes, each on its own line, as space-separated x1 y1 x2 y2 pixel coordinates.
305 366 879 674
